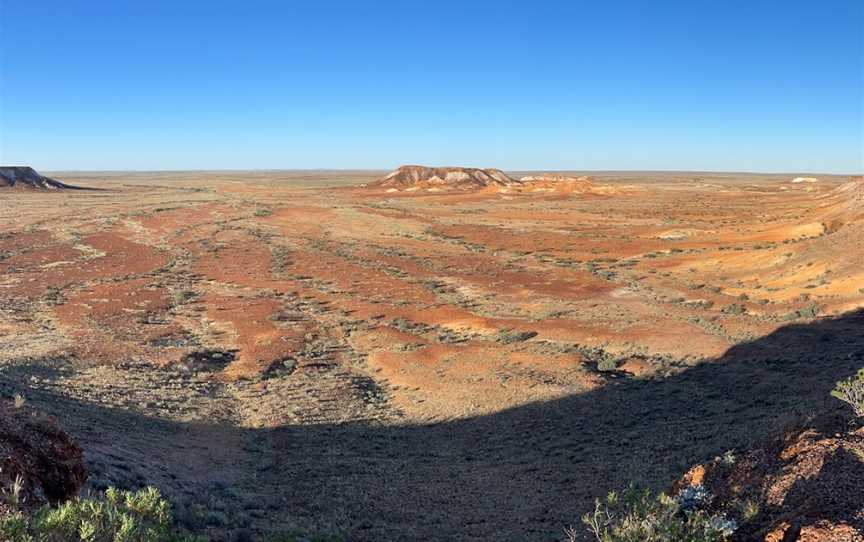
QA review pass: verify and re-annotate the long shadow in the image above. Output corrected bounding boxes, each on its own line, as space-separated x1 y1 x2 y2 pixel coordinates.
2 310 862 541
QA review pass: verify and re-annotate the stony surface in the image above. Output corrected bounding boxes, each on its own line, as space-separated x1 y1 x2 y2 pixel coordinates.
681 413 864 541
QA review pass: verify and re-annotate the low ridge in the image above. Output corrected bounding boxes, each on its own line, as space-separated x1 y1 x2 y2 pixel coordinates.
817 175 864 230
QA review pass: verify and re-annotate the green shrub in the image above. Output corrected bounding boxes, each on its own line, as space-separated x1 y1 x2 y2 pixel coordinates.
2 486 200 542
831 369 864 418
575 486 736 542
784 303 822 321
494 328 538 344
721 303 746 316
0 511 31 542
596 357 619 373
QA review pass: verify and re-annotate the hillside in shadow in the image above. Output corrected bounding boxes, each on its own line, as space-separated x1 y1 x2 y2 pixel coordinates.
1 309 862 541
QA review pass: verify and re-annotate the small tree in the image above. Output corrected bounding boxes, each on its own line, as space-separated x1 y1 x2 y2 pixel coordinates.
831 369 864 418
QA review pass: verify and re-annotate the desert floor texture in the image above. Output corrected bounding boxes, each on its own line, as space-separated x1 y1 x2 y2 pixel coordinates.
1 170 862 540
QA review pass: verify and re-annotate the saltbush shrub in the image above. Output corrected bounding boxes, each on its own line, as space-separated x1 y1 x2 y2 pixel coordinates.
831 369 864 418
575 485 736 542
0 486 200 542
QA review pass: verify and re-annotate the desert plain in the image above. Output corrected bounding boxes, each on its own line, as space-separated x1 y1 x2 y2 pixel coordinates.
1 169 862 540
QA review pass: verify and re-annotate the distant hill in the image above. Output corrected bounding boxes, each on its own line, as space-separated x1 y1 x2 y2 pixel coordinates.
369 165 514 191
368 166 632 196
0 167 76 189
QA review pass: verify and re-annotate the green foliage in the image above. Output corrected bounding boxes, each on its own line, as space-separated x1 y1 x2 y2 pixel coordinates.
831 369 864 418
0 511 32 542
2 486 201 542
579 486 736 542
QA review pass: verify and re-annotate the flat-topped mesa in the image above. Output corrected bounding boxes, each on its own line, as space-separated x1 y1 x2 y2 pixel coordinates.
370 165 514 191
0 166 75 189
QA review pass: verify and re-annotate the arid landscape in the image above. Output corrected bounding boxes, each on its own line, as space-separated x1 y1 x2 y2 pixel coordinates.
1 167 862 540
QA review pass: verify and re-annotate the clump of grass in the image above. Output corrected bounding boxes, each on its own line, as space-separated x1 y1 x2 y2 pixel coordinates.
13 393 26 409
740 499 759 522
254 208 272 217
2 474 24 508
831 369 864 418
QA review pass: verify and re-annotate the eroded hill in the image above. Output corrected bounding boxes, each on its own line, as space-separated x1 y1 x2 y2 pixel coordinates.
370 164 514 191
0 167 76 190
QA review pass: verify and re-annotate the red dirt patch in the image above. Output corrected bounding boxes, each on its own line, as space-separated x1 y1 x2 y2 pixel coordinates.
201 293 313 380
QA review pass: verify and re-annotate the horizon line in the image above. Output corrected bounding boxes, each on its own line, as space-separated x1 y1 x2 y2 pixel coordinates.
33 167 863 176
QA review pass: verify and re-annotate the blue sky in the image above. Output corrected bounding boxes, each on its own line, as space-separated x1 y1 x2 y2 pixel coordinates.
1 0 862 172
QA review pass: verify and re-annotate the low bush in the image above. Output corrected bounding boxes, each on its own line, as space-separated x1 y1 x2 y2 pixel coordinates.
573 485 736 542
831 369 864 418
494 328 538 344
721 303 746 316
0 486 201 542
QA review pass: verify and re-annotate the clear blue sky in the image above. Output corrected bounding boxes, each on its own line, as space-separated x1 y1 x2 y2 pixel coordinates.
1 0 862 172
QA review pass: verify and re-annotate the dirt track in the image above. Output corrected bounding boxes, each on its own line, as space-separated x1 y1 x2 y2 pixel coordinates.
1 171 862 540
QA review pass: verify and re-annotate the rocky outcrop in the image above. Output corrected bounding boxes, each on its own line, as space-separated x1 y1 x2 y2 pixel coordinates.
0 400 87 507
370 165 514 191
676 414 863 541
0 167 75 190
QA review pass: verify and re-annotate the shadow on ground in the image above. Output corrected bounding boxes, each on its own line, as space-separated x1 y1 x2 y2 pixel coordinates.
2 310 863 541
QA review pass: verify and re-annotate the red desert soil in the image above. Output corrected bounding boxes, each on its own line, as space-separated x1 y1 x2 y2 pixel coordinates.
0 169 862 540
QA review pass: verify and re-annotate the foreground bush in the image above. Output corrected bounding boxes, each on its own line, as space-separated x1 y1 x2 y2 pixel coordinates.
0 486 199 542
574 485 736 542
831 368 864 418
